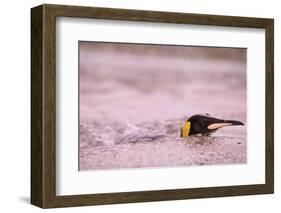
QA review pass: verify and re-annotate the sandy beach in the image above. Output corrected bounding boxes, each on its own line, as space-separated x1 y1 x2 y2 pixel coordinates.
79 42 247 171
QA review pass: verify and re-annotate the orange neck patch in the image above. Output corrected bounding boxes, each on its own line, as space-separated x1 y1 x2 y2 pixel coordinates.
181 121 191 138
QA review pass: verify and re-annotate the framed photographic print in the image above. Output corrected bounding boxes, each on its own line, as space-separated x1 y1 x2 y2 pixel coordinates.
31 4 274 208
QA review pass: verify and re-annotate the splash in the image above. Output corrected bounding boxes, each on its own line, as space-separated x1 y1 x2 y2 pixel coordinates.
80 118 184 147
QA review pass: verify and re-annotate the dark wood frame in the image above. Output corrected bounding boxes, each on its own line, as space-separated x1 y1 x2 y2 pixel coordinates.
31 4 274 208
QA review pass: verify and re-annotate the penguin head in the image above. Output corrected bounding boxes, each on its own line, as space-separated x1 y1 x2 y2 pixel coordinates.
181 114 244 138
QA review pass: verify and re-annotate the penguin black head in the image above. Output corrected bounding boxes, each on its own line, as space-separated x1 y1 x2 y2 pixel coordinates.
180 114 244 137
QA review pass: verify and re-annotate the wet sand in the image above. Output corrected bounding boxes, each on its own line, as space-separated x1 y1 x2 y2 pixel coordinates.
79 43 247 171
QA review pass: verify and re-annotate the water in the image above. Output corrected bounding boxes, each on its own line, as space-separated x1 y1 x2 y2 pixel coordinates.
79 43 246 170
79 119 246 170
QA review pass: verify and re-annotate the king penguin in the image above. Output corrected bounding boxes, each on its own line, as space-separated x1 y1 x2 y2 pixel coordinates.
180 114 244 137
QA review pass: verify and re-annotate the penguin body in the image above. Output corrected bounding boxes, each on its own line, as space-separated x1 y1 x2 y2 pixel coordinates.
180 114 244 137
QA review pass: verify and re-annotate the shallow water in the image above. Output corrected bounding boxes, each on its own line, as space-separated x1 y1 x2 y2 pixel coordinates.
79 43 246 170
79 120 246 170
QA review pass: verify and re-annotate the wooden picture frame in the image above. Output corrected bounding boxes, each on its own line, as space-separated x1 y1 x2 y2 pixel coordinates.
31 4 274 208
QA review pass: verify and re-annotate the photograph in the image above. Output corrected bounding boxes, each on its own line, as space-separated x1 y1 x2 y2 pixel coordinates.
30 4 274 208
79 41 247 171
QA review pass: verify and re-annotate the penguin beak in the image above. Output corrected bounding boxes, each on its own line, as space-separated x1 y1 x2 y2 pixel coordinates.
207 120 244 130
